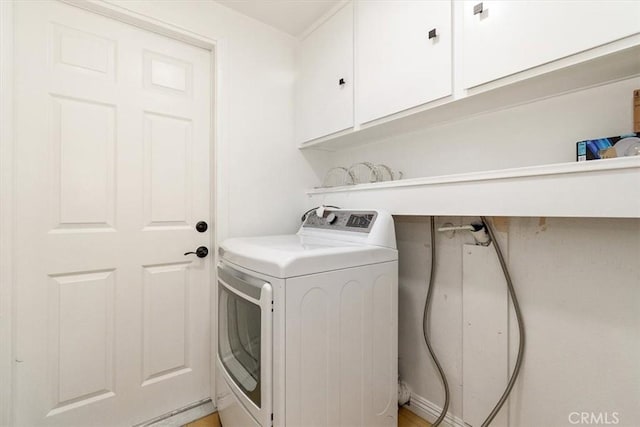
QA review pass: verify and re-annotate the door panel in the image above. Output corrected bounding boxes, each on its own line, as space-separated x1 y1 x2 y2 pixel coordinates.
48 270 116 415
51 96 116 229
14 2 212 426
52 23 117 82
142 263 191 385
143 112 193 228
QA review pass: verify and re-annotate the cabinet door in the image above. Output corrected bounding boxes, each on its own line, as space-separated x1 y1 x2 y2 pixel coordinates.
296 3 354 144
356 1 452 124
463 0 640 88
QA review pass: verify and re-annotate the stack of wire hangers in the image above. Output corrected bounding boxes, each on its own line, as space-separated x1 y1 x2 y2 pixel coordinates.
320 162 403 188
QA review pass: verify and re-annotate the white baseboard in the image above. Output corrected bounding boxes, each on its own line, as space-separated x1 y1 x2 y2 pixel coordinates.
404 392 467 427
135 399 216 427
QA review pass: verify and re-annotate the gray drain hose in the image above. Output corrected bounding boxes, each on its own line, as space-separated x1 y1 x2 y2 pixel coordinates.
480 217 526 427
422 217 450 426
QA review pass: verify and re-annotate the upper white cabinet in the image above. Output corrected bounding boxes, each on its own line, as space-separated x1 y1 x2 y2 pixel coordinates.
296 0 640 150
356 1 452 124
296 3 354 144
462 0 640 88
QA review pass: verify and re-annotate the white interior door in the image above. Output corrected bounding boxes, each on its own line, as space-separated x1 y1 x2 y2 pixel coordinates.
13 2 212 426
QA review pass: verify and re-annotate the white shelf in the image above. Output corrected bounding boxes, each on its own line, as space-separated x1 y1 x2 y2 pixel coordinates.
299 37 640 152
306 157 640 218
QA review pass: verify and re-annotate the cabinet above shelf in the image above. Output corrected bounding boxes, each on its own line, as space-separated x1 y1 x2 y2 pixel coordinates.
299 37 640 152
306 157 640 218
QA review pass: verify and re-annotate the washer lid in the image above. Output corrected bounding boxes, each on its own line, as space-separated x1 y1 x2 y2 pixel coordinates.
219 234 398 278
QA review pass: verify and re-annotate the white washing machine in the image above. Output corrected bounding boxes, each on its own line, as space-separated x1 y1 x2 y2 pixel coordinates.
216 208 398 427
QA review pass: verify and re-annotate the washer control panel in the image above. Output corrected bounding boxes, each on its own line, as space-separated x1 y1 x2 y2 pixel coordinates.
303 210 378 233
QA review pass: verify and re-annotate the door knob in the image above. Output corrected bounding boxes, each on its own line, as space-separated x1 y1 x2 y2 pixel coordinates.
184 246 209 258
196 221 208 232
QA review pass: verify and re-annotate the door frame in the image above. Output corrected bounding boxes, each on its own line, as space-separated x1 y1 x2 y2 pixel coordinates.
0 1 224 424
0 1 15 425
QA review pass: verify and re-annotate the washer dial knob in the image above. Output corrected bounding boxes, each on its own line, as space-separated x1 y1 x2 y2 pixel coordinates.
326 212 337 224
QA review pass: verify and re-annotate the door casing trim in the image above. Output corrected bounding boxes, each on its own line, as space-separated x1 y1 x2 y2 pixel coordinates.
0 1 15 425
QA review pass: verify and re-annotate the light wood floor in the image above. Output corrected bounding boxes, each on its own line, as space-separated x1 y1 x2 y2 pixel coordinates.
398 407 432 427
185 412 221 427
187 407 431 427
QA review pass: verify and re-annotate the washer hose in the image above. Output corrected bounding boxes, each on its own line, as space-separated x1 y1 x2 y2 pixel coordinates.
480 217 526 427
422 217 450 426
423 217 525 427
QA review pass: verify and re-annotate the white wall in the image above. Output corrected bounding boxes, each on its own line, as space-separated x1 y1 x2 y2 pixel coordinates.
396 216 640 427
326 77 640 179
318 77 640 426
107 0 328 240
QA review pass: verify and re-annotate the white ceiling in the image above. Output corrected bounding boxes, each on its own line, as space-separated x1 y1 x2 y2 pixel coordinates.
216 0 341 37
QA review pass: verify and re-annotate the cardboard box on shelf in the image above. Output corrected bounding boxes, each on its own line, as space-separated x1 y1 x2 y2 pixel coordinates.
576 133 640 162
